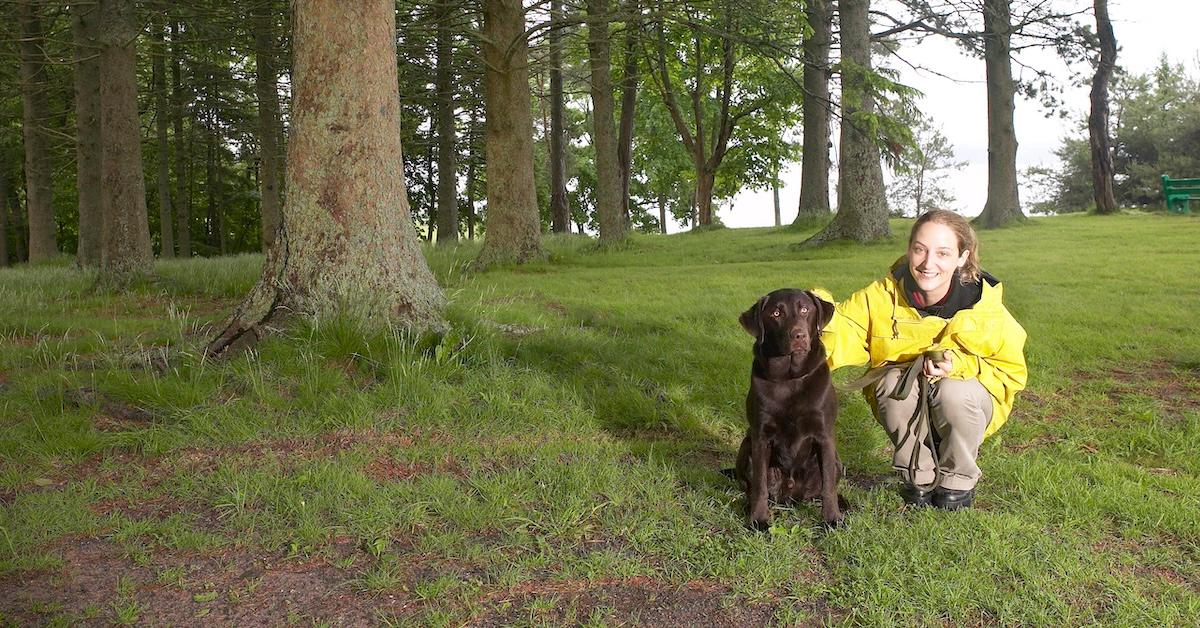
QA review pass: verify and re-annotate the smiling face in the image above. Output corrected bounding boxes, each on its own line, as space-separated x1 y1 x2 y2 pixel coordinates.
907 221 970 304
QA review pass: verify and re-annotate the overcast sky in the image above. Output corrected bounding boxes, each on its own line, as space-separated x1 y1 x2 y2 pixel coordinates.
709 0 1200 231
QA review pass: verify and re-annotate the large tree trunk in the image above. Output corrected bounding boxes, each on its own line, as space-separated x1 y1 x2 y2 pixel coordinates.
803 0 889 246
435 0 459 244
72 2 103 266
794 0 832 224
18 0 57 262
548 0 570 233
152 21 175 258
975 0 1023 228
206 0 445 358
466 126 478 240
98 0 154 283
1089 0 1117 215
253 2 283 249
586 0 627 243
476 0 543 268
616 0 641 225
171 20 192 257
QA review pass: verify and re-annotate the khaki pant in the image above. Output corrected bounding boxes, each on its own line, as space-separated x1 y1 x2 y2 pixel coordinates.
874 367 993 491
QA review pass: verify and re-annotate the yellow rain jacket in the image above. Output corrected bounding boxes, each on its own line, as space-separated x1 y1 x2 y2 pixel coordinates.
817 269 1028 438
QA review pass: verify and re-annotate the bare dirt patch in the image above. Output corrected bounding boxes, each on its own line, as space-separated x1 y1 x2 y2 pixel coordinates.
469 576 781 626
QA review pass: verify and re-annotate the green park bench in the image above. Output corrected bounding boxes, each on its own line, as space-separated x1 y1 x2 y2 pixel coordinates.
1161 174 1200 214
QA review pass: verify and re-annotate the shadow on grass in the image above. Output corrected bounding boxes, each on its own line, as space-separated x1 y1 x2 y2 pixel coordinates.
487 307 889 523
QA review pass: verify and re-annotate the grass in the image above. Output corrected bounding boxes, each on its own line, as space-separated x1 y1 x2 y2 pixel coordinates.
1 212 1199 624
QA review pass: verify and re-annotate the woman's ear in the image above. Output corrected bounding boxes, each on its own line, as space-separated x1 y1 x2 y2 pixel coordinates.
957 249 970 268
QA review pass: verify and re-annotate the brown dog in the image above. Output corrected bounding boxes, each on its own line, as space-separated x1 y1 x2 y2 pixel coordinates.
735 289 846 530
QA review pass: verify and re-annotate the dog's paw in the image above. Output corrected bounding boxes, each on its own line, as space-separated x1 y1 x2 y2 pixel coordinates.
749 516 772 532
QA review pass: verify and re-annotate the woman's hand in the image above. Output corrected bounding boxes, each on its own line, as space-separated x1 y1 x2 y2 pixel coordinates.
923 350 952 378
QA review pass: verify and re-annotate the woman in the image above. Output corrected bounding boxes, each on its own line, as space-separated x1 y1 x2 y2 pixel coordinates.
821 210 1027 510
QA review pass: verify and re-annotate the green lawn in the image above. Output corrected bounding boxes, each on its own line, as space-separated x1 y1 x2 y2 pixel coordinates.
1 212 1198 625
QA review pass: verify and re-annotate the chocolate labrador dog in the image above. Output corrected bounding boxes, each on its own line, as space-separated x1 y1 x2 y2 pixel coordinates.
735 289 846 530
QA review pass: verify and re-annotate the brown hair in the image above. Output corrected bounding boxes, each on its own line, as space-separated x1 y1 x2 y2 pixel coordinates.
908 209 981 284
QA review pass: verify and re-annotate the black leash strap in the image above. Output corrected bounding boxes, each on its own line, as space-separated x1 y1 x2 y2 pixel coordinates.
841 353 943 491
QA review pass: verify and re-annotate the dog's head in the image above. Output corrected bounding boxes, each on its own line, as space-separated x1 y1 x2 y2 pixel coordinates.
739 289 834 358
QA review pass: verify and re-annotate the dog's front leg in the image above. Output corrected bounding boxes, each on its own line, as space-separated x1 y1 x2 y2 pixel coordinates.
748 425 773 531
817 436 844 528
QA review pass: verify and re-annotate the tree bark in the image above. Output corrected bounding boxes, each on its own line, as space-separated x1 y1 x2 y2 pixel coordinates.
657 192 666 234
476 0 543 268
206 0 445 358
152 21 175 258
803 0 890 246
794 0 832 223
616 0 641 225
253 2 283 249
0 168 9 266
548 0 570 233
466 131 477 240
773 166 782 227
434 0 459 245
97 0 154 283
171 20 192 257
18 0 57 261
72 2 103 266
587 0 627 244
1089 0 1117 215
975 0 1024 228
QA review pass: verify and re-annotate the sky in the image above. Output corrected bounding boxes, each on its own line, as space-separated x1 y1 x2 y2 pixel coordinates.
703 0 1200 231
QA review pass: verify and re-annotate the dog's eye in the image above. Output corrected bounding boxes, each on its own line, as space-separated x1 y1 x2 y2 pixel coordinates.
771 309 781 318
799 306 809 315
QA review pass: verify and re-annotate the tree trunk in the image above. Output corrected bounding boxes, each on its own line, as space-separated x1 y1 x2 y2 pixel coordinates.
206 0 445 358
476 0 543 268
435 0 459 245
696 169 715 225
975 0 1024 228
657 192 666 234
152 21 175 258
206 123 218 251
616 0 641 225
466 136 477 240
794 0 832 223
0 169 9 266
803 0 890 246
97 0 154 283
772 166 782 226
586 0 627 244
253 2 283 249
72 2 103 266
216 147 227 255
9 182 27 262
1089 0 1117 215
548 0 570 233
171 20 192 257
18 0 57 262
425 141 436 242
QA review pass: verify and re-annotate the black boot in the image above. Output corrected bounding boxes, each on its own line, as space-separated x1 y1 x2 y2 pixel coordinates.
932 487 975 511
899 483 932 508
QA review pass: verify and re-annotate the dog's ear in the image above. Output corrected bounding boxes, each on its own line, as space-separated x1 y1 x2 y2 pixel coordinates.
807 291 835 330
739 296 767 338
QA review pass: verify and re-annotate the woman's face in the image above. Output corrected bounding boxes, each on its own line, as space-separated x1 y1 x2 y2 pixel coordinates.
907 221 970 303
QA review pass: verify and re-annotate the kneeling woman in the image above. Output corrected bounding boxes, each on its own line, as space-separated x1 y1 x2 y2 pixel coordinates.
821 210 1027 510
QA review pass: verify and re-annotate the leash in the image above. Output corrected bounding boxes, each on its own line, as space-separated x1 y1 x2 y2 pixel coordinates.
840 351 945 492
